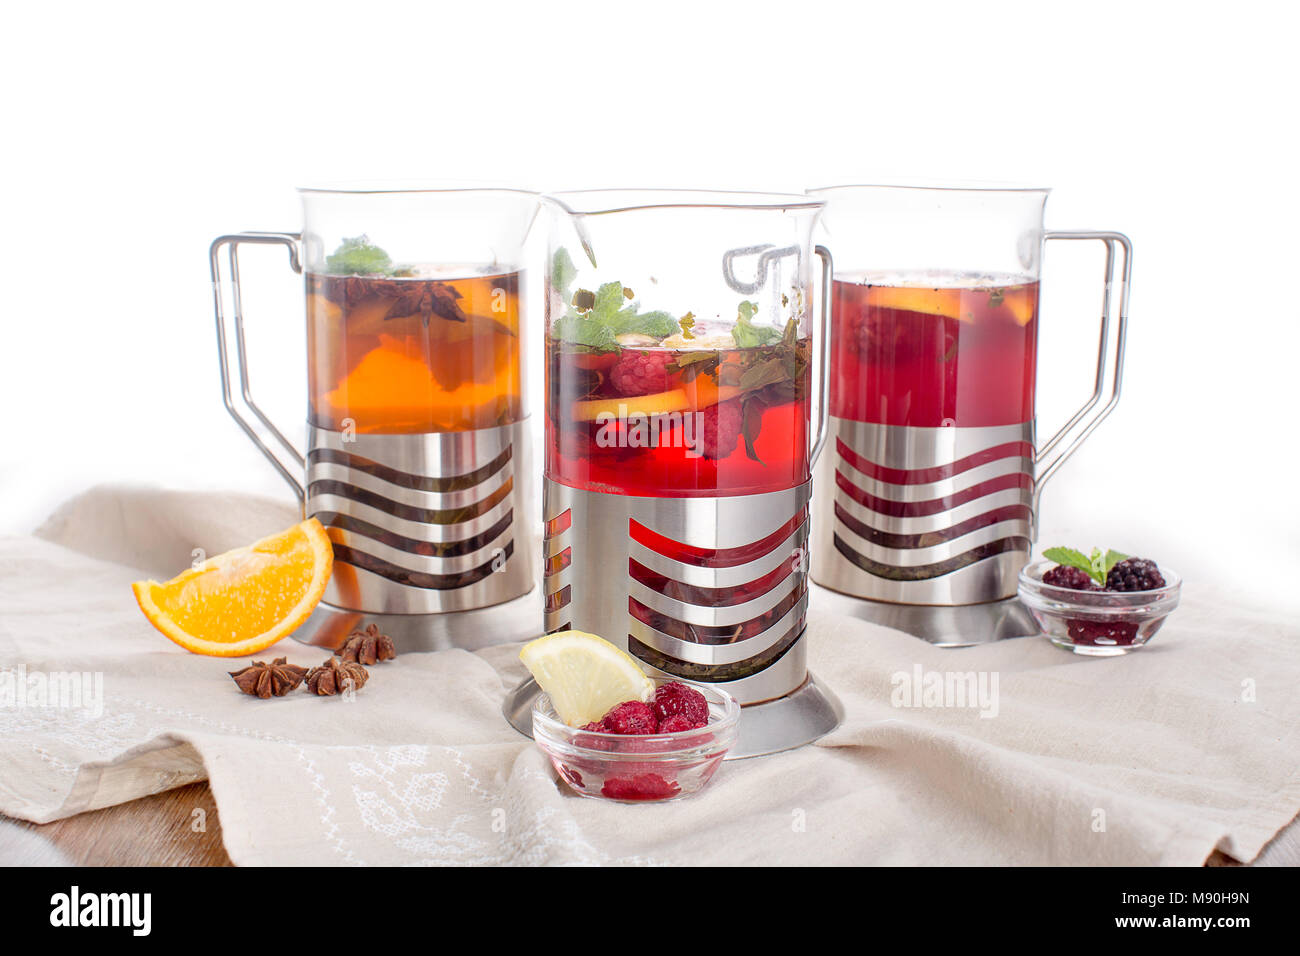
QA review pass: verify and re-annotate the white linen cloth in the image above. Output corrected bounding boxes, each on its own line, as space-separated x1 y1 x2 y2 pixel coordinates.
1 486 1296 866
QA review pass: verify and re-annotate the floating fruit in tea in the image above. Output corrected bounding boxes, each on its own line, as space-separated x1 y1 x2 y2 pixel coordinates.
306 237 523 434
546 272 811 497
830 272 1039 428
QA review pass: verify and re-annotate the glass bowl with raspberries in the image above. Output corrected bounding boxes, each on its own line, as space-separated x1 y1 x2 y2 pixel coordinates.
1018 547 1181 656
531 679 741 803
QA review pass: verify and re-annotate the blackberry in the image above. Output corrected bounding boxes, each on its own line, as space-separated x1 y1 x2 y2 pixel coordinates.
1042 564 1099 591
1067 618 1138 647
609 349 671 396
1105 557 1165 592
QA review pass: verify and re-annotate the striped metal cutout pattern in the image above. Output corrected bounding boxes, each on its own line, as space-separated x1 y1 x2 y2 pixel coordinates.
812 419 1035 603
306 423 532 614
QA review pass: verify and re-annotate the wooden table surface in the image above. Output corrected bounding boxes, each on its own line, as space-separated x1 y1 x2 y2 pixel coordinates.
3 781 1268 866
7 783 232 866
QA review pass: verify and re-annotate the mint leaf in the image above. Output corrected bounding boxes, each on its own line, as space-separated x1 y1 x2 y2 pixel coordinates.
613 309 678 339
741 397 765 463
737 357 791 392
592 281 628 318
1044 545 1123 585
673 351 718 368
551 248 577 298
549 313 619 351
1042 547 1096 580
550 279 680 351
732 301 781 347
325 235 394 276
671 351 721 383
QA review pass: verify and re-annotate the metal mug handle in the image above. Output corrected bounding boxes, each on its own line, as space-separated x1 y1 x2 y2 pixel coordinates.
718 242 833 468
209 231 307 504
811 244 833 465
1032 230 1132 528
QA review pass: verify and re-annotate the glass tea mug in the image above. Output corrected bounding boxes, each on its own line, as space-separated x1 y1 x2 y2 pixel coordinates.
503 190 842 756
209 185 540 651
806 184 1130 642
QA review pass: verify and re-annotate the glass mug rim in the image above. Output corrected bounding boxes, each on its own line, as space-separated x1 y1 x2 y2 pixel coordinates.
808 179 1050 196
544 187 824 216
296 179 539 196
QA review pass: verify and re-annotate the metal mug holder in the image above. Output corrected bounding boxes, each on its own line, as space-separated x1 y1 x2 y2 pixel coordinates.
811 231 1132 642
504 244 843 758
209 232 539 653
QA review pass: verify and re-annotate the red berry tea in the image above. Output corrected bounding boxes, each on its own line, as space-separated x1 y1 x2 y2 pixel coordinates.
829 273 1039 427
546 340 811 497
545 274 811 498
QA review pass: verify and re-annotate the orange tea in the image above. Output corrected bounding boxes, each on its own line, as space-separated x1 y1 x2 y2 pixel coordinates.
306 266 522 434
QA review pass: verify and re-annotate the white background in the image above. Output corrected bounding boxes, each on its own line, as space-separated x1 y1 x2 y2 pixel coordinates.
2 0 1296 609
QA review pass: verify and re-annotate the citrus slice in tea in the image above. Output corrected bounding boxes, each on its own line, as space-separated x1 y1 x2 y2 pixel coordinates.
866 286 975 323
520 630 655 727
132 518 333 657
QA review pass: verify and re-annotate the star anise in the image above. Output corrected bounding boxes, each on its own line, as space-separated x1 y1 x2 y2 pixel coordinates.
229 657 308 699
383 281 468 326
335 623 397 665
305 657 369 696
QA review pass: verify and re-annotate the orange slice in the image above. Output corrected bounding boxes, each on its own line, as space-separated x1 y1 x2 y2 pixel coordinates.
132 518 333 657
1003 291 1037 326
869 287 974 324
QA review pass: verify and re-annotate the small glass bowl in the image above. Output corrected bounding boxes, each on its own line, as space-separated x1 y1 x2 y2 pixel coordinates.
531 682 740 803
1018 558 1182 656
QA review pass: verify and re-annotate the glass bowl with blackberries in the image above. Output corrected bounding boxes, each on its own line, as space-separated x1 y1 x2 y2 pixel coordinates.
1018 547 1181 656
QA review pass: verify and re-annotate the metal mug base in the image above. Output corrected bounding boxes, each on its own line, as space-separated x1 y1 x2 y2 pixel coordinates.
502 669 843 759
291 585 542 654
813 583 1037 646
811 418 1035 605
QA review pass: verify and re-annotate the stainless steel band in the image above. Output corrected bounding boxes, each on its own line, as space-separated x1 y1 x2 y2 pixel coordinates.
811 419 1034 604
308 420 535 614
543 479 813 705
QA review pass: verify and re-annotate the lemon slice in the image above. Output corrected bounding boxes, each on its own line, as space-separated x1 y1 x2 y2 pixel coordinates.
520 630 655 727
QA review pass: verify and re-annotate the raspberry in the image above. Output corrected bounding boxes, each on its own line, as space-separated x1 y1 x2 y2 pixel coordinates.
601 700 658 735
1067 618 1138 647
610 350 672 396
1042 565 1099 591
652 682 709 728
697 400 744 460
601 772 681 801
658 714 702 733
581 721 606 732
558 765 585 789
1105 557 1165 592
